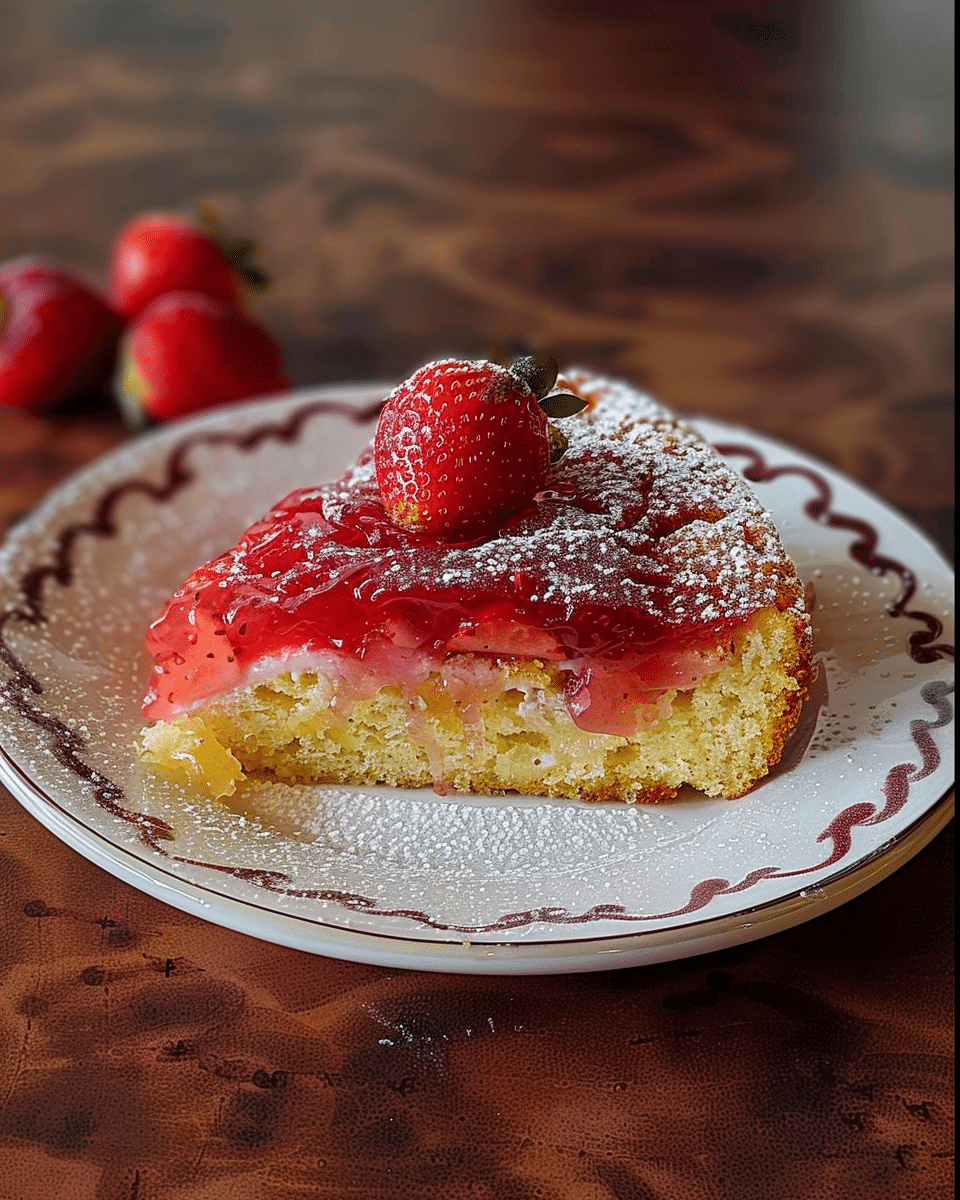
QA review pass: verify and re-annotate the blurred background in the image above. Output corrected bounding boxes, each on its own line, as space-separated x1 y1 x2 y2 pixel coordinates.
0 0 953 543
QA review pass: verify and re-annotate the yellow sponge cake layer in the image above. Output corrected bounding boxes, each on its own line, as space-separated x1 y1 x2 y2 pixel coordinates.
141 606 810 803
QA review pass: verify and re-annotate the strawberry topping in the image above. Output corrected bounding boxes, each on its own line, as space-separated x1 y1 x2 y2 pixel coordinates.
143 368 806 735
374 358 553 540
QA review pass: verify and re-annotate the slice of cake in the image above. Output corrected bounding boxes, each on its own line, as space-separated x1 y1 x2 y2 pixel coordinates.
139 357 813 804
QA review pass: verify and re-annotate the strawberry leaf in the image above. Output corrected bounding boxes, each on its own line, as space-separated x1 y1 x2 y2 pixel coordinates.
510 352 558 399
539 392 588 418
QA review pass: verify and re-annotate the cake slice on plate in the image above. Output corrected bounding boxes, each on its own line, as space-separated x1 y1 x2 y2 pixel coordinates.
139 356 813 803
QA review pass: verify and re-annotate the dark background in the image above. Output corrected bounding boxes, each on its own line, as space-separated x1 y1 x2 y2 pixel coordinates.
0 0 953 552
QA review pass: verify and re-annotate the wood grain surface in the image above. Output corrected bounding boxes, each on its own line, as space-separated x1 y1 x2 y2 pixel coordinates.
0 2 953 1197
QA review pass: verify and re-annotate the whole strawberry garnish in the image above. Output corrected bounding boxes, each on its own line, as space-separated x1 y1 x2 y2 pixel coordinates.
0 256 124 412
374 355 585 541
115 290 290 425
108 209 267 320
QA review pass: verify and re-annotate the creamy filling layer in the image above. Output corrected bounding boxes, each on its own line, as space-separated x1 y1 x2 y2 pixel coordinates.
144 612 740 739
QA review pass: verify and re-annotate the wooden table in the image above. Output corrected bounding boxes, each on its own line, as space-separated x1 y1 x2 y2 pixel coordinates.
0 3 953 1197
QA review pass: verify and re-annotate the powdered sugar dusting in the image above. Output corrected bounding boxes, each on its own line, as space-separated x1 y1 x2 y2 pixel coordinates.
146 368 807 720
240 783 690 883
272 368 795 626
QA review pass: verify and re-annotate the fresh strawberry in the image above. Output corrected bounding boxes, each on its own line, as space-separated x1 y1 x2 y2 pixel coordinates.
0 256 124 412
374 354 586 541
108 209 267 320
115 290 290 425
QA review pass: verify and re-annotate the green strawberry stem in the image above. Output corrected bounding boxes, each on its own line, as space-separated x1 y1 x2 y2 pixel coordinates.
548 424 569 462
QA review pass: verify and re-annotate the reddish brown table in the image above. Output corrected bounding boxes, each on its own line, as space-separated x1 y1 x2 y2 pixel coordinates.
0 4 953 1197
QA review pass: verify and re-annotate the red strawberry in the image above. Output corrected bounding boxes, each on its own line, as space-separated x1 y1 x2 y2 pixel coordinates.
115 290 290 425
0 256 124 412
109 210 267 320
374 355 585 541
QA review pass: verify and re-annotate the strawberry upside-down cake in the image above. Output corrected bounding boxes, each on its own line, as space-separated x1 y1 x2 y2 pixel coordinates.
139 357 813 803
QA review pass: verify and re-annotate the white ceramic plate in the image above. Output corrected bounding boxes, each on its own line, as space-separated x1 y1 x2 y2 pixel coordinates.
0 385 954 974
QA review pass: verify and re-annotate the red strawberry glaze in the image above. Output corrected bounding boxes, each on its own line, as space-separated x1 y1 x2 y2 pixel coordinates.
143 371 807 734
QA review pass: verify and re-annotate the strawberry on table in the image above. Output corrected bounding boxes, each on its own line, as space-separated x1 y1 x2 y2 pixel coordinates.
108 209 267 320
0 255 124 413
374 355 586 541
115 290 290 425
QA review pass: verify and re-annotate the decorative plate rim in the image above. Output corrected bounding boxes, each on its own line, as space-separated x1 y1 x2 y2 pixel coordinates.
0 384 954 971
